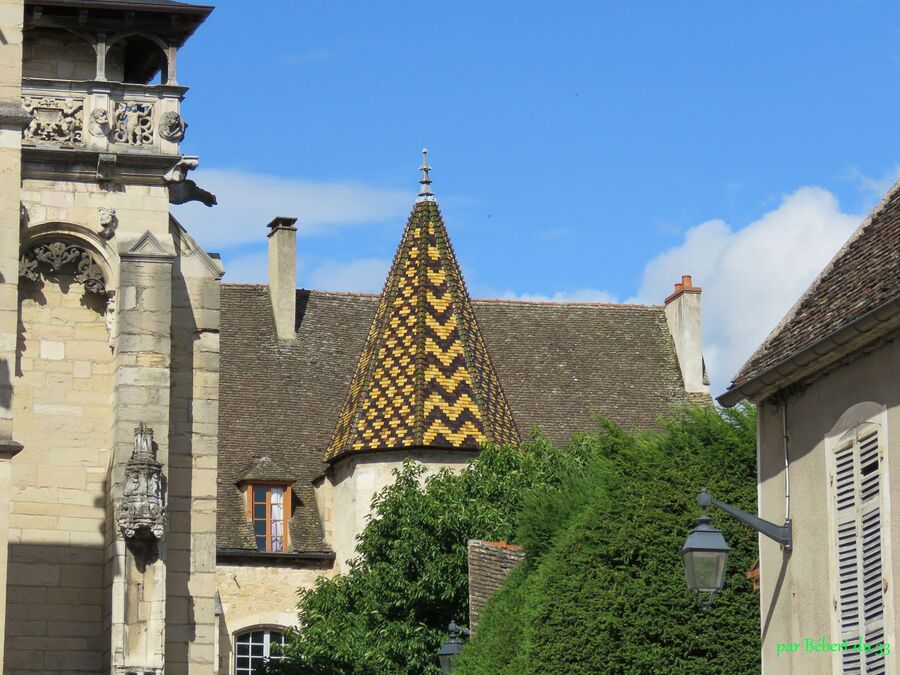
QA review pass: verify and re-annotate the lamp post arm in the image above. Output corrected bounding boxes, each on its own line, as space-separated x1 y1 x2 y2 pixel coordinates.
698 489 792 551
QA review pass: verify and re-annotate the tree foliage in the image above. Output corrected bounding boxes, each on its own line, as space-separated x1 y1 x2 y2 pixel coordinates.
457 404 760 674
268 405 759 674
267 434 593 674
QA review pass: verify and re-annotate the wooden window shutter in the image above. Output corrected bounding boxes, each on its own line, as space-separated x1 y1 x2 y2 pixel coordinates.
832 423 887 674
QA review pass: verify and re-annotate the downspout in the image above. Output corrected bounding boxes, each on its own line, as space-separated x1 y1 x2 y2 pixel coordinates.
782 397 791 523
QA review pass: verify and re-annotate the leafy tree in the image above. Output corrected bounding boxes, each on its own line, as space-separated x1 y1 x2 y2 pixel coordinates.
267 434 593 674
457 405 760 674
267 405 758 674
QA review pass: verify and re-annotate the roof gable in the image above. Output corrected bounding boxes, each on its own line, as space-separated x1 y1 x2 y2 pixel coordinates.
324 201 521 461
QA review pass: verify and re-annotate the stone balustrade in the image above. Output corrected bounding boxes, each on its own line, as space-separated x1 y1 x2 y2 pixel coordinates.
21 78 186 156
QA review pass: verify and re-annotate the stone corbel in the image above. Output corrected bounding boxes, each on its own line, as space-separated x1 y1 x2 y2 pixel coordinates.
115 423 167 567
97 152 116 180
0 440 23 460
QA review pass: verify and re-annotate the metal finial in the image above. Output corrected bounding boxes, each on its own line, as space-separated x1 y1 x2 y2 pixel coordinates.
417 147 434 202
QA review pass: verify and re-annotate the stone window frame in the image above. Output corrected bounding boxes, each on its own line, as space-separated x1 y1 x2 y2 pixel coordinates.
244 483 292 553
233 626 288 675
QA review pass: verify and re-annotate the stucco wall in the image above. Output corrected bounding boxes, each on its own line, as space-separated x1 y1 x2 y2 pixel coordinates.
758 337 900 674
325 450 478 573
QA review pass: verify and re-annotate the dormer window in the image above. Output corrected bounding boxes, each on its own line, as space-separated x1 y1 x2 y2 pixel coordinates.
246 484 291 553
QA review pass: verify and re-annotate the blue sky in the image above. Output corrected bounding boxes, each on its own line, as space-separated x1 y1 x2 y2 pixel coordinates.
172 0 900 393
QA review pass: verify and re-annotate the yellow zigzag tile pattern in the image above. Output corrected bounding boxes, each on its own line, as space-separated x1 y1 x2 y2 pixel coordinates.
324 200 520 461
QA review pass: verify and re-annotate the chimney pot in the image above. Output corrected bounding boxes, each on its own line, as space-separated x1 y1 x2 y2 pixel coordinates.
682 274 692 288
267 216 298 235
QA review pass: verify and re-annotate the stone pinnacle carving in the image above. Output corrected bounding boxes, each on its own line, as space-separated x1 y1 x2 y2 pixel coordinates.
116 423 167 544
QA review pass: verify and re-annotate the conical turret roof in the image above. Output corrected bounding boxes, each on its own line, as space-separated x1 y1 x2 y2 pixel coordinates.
324 199 521 462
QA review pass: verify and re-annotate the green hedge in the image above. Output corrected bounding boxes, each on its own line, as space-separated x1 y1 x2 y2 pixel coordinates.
457 405 760 675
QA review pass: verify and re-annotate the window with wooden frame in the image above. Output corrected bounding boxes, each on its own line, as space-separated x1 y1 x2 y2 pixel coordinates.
245 484 291 552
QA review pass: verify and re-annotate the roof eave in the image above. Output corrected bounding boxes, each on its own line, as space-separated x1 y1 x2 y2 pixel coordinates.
717 295 900 407
216 549 335 562
324 444 482 466
27 0 214 16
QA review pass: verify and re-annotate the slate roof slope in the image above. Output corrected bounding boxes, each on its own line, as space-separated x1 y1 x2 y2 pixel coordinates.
325 200 521 462
723 179 900 399
218 285 693 552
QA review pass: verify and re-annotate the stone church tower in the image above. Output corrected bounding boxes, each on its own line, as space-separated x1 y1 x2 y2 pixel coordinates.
0 0 221 672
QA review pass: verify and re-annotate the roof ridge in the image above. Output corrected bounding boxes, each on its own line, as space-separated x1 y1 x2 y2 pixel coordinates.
223 284 663 308
471 297 664 308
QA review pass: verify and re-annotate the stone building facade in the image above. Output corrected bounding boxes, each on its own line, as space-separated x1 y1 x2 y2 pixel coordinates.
0 0 221 672
0 1 710 673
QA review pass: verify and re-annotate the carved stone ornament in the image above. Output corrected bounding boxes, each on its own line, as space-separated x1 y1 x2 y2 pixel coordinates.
19 241 106 294
88 107 111 137
114 101 154 146
115 423 167 543
98 207 117 240
22 96 84 144
158 111 186 142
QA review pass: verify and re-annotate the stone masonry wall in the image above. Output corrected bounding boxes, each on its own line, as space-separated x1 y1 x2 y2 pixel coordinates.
165 238 221 674
215 560 334 675
0 1 24 669
6 274 112 673
23 28 125 82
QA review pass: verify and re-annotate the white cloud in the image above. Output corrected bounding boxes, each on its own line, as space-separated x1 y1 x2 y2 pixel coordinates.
171 168 410 250
308 258 390 294
629 187 862 396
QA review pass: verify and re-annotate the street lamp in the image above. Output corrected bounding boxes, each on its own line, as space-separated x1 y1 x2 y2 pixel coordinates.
437 620 470 674
681 488 792 609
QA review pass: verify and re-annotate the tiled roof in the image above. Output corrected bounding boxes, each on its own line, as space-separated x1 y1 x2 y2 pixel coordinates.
723 180 900 399
468 540 526 630
325 201 520 462
218 286 694 552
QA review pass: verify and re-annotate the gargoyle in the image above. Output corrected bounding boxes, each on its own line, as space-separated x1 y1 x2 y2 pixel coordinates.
167 179 217 207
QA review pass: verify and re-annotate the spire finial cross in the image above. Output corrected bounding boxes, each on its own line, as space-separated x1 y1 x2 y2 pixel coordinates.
417 147 434 203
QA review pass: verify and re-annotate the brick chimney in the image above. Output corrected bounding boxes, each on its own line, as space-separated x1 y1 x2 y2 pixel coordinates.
267 216 297 340
664 275 708 394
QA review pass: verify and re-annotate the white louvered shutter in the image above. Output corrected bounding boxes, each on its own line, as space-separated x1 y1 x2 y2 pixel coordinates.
833 423 887 675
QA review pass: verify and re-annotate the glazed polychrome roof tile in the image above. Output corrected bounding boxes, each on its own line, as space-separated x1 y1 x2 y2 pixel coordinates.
324 200 521 461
